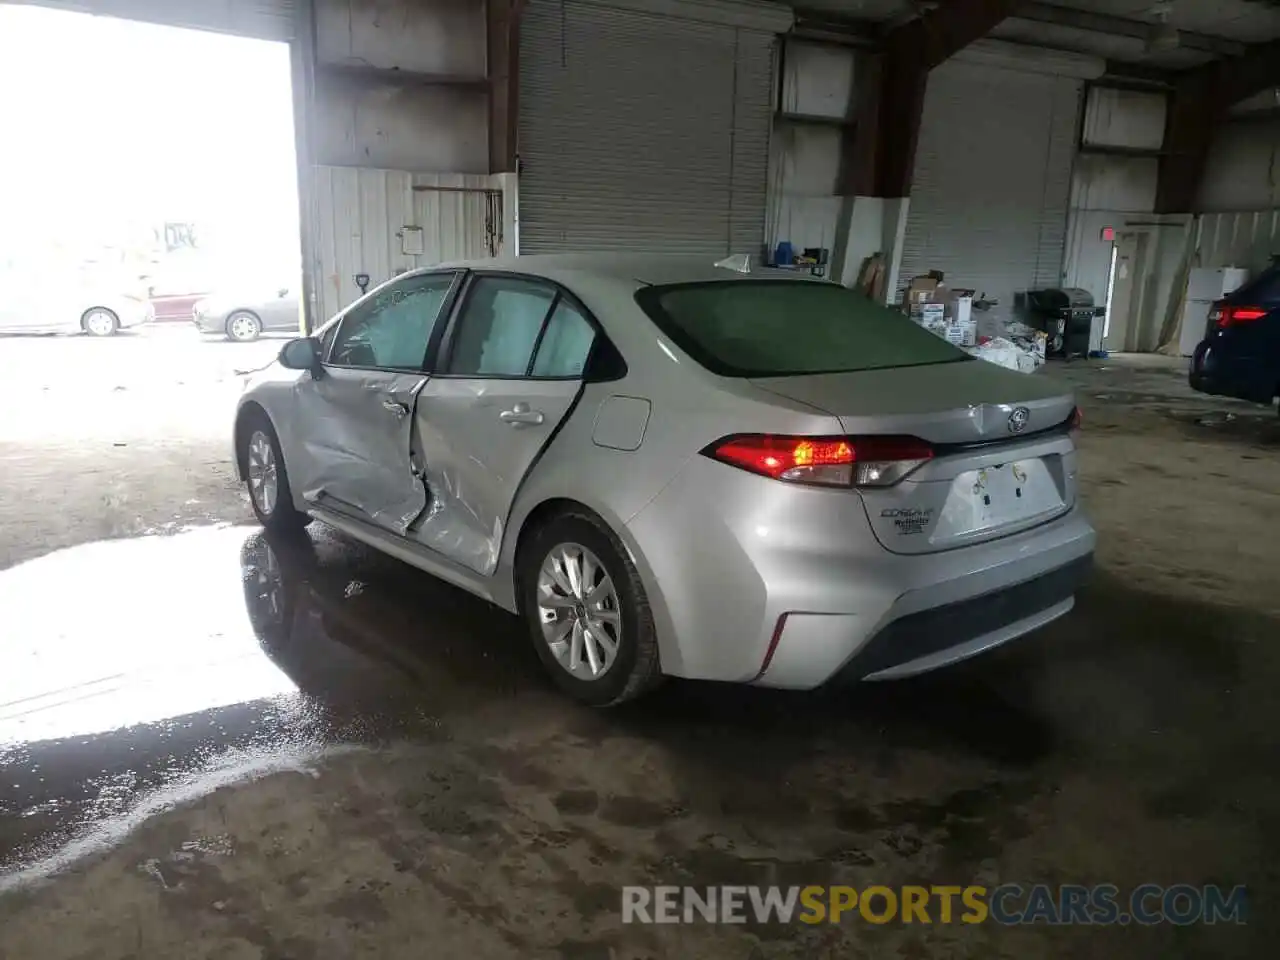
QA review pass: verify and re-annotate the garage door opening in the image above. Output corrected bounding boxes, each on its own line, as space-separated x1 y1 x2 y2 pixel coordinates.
0 4 300 384
0 4 301 558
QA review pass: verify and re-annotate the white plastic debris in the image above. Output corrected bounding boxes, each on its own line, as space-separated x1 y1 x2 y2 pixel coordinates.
970 338 1021 371
968 337 1043 373
714 254 752 274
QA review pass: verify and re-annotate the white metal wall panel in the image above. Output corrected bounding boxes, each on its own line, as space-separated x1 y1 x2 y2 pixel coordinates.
518 0 776 255
313 167 506 321
28 0 296 40
1197 210 1280 274
1081 86 1166 151
899 60 1082 308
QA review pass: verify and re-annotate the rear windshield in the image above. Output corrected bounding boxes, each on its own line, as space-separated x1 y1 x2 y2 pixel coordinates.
635 280 969 377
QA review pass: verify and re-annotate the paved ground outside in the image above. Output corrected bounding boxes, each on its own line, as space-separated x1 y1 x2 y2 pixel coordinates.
1 329 1277 958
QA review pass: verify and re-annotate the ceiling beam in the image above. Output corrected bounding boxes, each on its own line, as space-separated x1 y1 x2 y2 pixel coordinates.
1016 2 1245 58
890 0 1027 71
843 0 1023 198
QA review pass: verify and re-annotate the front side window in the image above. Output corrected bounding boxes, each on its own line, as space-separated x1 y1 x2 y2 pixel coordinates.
328 272 456 370
446 276 557 376
635 280 969 377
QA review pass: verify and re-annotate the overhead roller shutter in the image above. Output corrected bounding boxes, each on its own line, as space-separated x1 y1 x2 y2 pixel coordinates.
899 59 1081 309
518 0 782 256
30 0 296 41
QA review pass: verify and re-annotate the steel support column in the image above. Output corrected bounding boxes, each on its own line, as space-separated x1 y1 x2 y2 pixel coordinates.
488 0 524 174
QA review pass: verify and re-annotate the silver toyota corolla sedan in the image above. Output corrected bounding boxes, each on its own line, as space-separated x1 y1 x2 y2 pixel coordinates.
233 254 1095 706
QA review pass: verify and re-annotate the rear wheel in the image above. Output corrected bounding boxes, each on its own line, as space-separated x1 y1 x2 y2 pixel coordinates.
519 509 662 706
82 307 119 337
239 412 309 533
227 311 263 342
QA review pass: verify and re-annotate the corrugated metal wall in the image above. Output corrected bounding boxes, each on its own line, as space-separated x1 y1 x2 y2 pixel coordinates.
312 167 508 321
899 60 1081 308
1196 210 1280 273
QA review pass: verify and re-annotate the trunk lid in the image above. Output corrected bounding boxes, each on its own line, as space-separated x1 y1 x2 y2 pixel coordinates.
749 359 1078 554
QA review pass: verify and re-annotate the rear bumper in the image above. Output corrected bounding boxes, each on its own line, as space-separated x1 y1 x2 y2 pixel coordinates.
1189 342 1276 404
1188 371 1258 402
625 454 1095 690
832 555 1091 682
755 513 1095 689
117 304 153 329
193 312 229 334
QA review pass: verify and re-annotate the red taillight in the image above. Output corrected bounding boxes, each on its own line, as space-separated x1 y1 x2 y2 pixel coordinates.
706 434 933 487
1217 305 1267 328
1070 407 1082 431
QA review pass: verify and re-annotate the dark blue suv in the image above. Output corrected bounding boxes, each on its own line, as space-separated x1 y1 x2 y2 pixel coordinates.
1190 263 1280 413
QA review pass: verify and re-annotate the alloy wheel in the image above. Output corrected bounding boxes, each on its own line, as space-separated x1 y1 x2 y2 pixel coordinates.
536 542 622 681
85 309 115 336
230 314 260 341
247 430 278 515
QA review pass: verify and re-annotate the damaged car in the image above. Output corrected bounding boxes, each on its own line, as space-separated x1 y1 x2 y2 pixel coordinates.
233 254 1095 706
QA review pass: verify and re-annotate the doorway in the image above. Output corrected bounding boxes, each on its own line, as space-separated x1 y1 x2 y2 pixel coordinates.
0 4 303 558
1106 231 1148 353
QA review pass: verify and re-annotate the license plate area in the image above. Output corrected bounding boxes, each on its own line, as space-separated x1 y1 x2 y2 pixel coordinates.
933 458 1065 545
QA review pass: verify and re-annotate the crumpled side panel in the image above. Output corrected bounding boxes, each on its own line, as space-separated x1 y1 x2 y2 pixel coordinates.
296 372 428 535
409 457 503 576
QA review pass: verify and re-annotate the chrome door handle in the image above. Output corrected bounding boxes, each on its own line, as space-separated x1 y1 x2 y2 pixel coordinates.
499 402 545 426
381 399 409 418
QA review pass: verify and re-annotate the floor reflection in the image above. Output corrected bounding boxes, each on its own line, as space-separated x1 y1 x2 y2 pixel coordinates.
0 523 536 871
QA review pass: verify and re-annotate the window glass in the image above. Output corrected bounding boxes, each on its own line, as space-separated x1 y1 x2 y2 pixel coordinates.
635 280 968 377
329 273 454 369
447 277 556 376
317 319 339 357
532 300 596 378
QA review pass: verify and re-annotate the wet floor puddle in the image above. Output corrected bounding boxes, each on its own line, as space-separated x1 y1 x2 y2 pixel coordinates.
0 524 536 877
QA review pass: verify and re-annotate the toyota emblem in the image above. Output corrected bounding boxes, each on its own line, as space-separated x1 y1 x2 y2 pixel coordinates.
1008 407 1031 434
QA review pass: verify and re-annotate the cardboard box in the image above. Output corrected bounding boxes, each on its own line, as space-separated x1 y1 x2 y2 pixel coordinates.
911 302 946 322
945 318 977 346
904 276 940 308
948 295 973 327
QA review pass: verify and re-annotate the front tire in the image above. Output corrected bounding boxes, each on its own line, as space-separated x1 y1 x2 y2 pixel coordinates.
82 307 119 337
518 509 662 706
239 412 309 533
227 311 263 342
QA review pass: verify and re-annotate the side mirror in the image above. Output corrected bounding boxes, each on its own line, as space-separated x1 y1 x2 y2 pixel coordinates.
279 337 323 376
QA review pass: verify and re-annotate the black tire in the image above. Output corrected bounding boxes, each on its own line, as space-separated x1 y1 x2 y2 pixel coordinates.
518 508 662 706
238 410 310 534
82 307 119 337
226 311 263 342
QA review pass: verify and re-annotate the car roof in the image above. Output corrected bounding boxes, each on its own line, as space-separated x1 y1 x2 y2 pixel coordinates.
433 252 815 287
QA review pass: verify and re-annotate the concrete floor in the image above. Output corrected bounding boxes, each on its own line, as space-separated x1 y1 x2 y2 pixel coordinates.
1 331 1278 958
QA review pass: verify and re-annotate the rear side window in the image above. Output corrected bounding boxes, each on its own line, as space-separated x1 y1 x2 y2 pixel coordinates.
635 280 968 377
532 300 596 378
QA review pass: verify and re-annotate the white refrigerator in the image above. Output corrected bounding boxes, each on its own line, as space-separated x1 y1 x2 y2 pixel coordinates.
1178 267 1251 356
